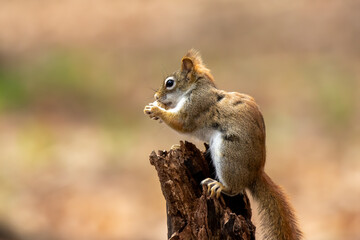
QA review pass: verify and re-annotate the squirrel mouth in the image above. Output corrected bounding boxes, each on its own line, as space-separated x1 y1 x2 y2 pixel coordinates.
163 102 173 110
164 102 172 107
158 100 172 109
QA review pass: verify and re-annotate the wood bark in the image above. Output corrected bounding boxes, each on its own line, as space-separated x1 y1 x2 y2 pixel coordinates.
149 141 256 240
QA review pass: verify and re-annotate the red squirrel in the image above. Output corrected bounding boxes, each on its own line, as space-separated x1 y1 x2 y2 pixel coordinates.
144 49 303 240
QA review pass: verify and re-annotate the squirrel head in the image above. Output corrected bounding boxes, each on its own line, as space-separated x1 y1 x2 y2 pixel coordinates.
154 49 215 108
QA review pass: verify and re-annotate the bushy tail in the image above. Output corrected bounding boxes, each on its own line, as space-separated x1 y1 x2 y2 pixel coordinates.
249 172 303 240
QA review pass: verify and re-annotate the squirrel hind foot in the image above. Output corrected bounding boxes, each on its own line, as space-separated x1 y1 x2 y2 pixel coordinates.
201 178 237 198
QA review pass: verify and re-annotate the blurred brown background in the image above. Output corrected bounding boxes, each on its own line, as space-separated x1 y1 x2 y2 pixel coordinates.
0 0 359 239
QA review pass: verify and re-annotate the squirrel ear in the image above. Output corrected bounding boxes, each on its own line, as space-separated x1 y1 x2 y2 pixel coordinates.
181 57 194 72
181 49 215 83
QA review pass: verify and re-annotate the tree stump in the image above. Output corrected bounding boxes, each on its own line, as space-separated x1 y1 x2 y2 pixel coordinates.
149 141 256 240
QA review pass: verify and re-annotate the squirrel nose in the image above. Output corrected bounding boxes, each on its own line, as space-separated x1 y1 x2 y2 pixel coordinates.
154 93 159 100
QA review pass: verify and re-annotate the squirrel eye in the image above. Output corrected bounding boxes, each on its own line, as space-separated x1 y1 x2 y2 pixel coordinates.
165 77 175 89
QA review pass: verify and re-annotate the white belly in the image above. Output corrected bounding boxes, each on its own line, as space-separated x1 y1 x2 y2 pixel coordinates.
192 128 214 142
190 129 224 182
209 131 224 183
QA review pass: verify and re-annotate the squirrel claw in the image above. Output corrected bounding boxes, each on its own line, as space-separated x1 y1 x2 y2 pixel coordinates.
201 178 226 198
144 105 152 115
144 103 160 120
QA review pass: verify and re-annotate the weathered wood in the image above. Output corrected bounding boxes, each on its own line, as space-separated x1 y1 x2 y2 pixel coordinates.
149 141 256 240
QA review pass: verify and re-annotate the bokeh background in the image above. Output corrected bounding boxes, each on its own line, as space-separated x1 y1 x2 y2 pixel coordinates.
0 0 359 239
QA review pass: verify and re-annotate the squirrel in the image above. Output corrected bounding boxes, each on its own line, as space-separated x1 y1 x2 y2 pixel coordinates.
144 49 303 240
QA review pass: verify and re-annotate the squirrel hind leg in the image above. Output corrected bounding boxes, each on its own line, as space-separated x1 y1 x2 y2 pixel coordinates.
201 178 238 198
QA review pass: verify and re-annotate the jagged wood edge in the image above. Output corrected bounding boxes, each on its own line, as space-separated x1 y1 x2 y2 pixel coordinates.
149 141 256 240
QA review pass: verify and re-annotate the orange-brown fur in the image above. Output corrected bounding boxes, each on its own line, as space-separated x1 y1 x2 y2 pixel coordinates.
144 49 303 240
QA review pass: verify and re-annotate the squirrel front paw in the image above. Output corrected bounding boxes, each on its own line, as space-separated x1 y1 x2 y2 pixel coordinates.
144 102 161 121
